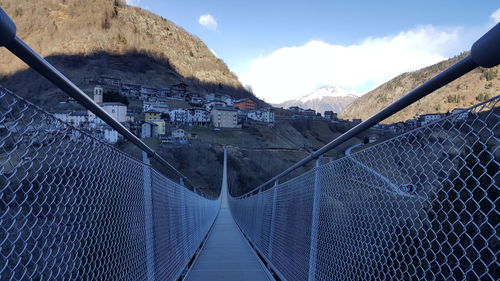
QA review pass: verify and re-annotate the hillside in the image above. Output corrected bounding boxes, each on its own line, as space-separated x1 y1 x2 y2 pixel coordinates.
340 52 500 123
0 0 252 107
275 86 358 114
120 119 386 196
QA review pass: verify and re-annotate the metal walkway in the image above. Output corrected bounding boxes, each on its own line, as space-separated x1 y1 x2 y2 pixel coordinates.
185 148 272 281
185 209 271 281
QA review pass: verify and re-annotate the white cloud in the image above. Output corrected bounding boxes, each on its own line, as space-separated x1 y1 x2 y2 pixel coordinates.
198 14 218 30
239 25 472 103
491 9 500 23
125 0 141 6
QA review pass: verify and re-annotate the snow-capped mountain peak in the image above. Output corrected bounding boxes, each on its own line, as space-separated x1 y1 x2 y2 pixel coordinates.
299 86 359 103
274 86 359 115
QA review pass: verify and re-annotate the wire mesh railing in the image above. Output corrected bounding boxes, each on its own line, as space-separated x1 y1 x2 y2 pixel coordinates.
229 96 499 281
0 88 220 280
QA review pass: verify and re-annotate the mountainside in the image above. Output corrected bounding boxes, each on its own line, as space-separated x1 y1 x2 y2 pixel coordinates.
340 52 500 123
0 0 252 107
275 86 358 114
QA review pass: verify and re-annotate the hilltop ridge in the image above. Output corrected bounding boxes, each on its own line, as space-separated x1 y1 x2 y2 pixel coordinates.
340 52 500 123
0 0 253 106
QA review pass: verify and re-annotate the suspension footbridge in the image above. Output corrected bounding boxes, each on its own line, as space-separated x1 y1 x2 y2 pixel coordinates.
0 8 499 281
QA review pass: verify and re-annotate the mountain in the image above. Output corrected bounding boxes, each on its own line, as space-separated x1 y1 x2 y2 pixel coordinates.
0 0 253 107
274 86 358 114
340 52 500 123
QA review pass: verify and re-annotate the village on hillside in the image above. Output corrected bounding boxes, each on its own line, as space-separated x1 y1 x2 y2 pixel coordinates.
50 76 475 145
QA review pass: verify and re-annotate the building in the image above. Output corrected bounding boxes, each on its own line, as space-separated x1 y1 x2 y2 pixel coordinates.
204 101 227 111
145 109 162 121
53 111 71 124
367 135 378 143
211 107 239 128
98 125 119 144
233 98 256 110
101 103 127 123
171 128 186 138
150 120 166 135
94 86 103 103
189 96 205 106
54 110 88 127
324 111 338 121
68 111 88 126
88 102 127 124
143 101 170 113
418 113 443 126
274 108 293 120
141 122 158 138
303 109 316 116
247 109 275 124
206 93 233 105
187 108 210 125
169 109 188 123
451 108 469 120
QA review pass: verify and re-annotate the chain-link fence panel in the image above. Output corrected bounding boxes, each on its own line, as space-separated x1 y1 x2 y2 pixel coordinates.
230 96 499 281
150 169 219 280
0 88 220 281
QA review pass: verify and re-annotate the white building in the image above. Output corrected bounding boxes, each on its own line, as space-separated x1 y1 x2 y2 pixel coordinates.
204 101 227 111
54 111 88 127
170 128 188 144
171 128 186 138
418 113 443 126
187 108 210 125
99 125 119 144
89 102 127 124
68 111 88 126
141 122 158 139
53 112 71 123
169 109 188 123
143 101 170 114
206 93 233 105
247 109 274 124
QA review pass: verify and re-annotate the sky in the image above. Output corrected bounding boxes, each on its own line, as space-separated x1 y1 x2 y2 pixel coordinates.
126 0 500 103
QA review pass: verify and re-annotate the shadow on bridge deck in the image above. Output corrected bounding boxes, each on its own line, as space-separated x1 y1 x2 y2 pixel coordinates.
185 208 272 281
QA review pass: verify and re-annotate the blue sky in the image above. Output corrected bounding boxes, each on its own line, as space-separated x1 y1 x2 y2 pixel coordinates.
127 0 499 102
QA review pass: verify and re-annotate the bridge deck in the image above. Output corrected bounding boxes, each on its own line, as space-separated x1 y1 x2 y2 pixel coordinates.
185 208 271 281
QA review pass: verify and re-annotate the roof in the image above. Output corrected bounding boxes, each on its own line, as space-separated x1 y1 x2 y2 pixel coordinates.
100 102 127 106
212 106 238 112
70 111 88 116
233 98 253 103
141 121 158 127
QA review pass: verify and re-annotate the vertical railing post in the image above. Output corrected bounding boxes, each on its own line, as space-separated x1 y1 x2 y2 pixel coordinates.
308 157 323 281
142 152 156 281
268 179 279 266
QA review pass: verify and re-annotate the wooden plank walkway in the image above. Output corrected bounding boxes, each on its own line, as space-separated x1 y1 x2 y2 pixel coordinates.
185 209 271 281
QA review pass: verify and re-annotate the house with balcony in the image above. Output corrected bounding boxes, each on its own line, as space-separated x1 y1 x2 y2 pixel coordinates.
169 109 188 123
211 107 239 128
233 98 256 111
187 108 211 125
